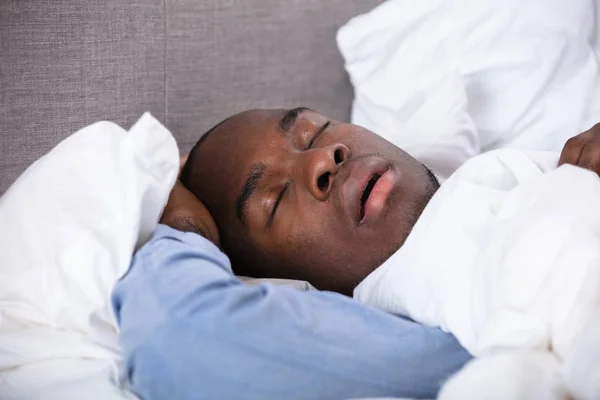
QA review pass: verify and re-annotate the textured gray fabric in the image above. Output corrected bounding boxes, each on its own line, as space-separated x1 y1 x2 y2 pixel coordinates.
165 0 384 150
0 0 165 195
0 0 383 195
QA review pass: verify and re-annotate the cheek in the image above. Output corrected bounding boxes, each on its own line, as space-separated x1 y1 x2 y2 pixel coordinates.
295 209 362 267
273 203 343 257
272 206 323 250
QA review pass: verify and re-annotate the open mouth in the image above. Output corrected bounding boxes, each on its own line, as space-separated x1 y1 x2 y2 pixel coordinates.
360 174 381 220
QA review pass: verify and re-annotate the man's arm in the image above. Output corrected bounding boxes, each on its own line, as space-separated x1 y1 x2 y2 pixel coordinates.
113 225 470 400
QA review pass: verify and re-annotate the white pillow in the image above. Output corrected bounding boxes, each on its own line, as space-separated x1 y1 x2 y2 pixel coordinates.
0 113 178 399
337 0 600 179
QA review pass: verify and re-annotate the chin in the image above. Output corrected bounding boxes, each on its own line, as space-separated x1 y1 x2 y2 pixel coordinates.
350 238 405 291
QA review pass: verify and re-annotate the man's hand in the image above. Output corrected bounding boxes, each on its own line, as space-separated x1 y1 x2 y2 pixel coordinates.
559 123 600 176
159 154 220 246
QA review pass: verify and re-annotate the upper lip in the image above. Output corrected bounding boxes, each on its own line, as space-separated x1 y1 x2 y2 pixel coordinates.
337 156 391 224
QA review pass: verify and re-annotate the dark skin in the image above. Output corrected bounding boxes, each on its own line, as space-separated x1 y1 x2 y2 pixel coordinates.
559 123 600 169
174 108 438 295
162 112 600 295
159 154 220 246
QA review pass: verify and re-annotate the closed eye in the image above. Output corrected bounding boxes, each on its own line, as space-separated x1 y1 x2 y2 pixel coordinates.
267 182 290 227
307 121 330 149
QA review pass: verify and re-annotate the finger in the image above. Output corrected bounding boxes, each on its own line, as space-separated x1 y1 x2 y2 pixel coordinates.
180 153 189 167
558 136 585 166
179 153 190 177
576 142 600 175
587 122 600 135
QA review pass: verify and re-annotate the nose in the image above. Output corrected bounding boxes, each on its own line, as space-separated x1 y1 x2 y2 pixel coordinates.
303 143 350 201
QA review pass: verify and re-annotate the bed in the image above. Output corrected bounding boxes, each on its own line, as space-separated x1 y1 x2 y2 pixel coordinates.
3 0 600 399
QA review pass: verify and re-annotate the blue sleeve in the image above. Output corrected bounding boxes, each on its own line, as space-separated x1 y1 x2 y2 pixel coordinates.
113 225 470 400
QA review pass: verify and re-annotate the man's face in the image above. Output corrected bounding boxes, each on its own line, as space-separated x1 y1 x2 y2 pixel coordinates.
185 108 438 295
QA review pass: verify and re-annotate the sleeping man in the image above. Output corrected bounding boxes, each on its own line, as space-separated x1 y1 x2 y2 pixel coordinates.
115 107 600 399
180 107 600 399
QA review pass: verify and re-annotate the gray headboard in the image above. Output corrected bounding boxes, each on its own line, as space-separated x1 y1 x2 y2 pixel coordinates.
0 0 383 195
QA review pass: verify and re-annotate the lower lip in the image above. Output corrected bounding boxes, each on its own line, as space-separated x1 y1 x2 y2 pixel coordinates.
360 169 397 224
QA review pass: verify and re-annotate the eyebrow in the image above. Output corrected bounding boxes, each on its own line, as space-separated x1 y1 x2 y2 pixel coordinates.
278 107 313 133
236 162 267 229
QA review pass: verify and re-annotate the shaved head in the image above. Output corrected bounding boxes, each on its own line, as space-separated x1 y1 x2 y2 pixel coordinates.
181 108 438 295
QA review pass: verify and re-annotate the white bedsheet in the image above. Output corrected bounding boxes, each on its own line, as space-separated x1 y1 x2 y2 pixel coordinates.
0 114 179 400
337 0 600 180
340 2 600 397
355 149 600 399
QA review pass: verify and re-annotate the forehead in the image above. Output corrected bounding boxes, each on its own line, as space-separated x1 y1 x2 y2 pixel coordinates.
192 108 319 204
197 109 282 164
213 108 304 146
200 107 326 158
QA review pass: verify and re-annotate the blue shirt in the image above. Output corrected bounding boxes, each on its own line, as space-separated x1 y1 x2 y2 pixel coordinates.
113 225 470 400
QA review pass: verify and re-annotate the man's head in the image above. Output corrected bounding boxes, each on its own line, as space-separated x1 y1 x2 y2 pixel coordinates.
181 108 438 295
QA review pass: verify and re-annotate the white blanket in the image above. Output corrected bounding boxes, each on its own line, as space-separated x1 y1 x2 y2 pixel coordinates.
0 114 179 400
355 149 600 399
